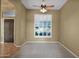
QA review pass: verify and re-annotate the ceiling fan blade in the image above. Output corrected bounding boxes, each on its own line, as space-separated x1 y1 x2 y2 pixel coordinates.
32 5 41 7
46 5 54 10
46 7 53 10
46 5 54 7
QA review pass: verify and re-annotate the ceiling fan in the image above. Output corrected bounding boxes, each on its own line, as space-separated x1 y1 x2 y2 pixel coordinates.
33 0 54 13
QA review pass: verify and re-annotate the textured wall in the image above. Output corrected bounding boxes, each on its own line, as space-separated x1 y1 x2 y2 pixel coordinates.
60 0 79 57
26 9 60 41
0 0 1 42
14 0 27 46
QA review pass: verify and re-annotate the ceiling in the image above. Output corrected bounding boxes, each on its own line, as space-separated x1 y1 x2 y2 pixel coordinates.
21 0 68 10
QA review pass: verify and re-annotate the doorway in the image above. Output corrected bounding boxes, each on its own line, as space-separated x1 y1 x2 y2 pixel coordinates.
4 19 14 43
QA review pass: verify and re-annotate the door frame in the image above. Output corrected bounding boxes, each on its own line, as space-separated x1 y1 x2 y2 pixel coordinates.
1 17 15 44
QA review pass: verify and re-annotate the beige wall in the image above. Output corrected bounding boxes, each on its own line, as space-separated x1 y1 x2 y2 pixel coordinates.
0 0 16 43
26 9 60 41
0 0 1 42
60 0 79 57
13 0 26 46
0 0 26 45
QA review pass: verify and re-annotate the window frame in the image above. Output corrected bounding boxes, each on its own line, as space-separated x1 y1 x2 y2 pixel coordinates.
34 14 52 38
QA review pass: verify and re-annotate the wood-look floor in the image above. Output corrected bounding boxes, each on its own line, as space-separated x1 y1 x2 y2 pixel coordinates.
0 43 76 58
0 43 20 58
14 43 75 58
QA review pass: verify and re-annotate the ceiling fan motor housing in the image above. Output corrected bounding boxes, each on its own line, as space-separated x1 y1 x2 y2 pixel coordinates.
41 4 46 8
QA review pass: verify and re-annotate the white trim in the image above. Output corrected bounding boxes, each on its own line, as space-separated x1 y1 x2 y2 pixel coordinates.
1 18 4 43
14 45 21 47
0 42 4 44
58 42 79 58
22 41 59 47
34 14 52 38
1 18 15 44
26 41 58 43
15 41 59 47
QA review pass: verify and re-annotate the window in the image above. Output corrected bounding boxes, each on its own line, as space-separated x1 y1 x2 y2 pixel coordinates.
34 14 52 38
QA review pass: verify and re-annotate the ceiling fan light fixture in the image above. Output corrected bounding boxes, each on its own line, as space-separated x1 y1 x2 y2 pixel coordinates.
40 8 47 13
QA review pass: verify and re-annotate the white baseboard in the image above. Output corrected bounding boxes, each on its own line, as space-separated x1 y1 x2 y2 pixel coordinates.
58 42 79 58
26 41 58 43
0 42 4 44
14 44 21 47
21 41 59 47
15 41 59 47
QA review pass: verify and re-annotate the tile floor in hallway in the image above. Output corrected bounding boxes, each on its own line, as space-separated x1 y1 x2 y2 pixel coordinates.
14 43 75 58
0 43 19 58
